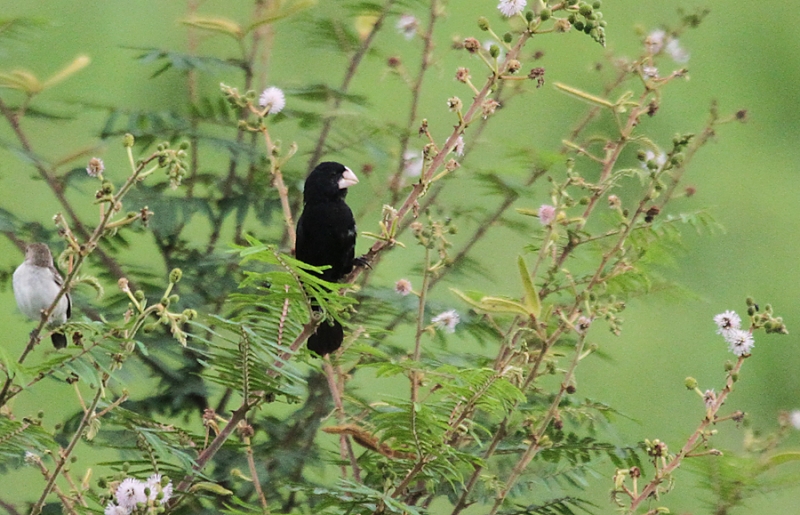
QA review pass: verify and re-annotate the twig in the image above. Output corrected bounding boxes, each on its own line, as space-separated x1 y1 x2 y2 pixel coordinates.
30 381 105 515
307 0 397 173
628 356 746 511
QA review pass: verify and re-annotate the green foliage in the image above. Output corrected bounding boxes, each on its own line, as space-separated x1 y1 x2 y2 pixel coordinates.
0 2 794 515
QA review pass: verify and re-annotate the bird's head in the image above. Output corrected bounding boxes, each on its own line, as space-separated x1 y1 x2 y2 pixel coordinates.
303 161 358 203
25 243 55 268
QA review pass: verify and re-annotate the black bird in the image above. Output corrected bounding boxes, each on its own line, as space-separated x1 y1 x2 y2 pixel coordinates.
295 161 359 355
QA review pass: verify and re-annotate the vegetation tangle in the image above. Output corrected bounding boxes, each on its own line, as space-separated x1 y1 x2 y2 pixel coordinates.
0 1 797 515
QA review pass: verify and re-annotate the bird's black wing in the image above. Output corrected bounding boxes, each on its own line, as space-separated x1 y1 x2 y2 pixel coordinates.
295 201 356 282
295 199 356 356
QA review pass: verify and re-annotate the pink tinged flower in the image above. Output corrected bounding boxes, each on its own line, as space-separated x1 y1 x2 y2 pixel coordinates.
258 86 285 114
538 204 556 226
724 329 754 356
790 410 800 430
86 157 105 177
703 389 716 409
714 310 741 334
481 98 500 119
454 136 465 156
666 39 690 64
643 66 659 79
402 151 423 177
432 309 460 333
146 473 173 504
498 0 527 18
115 477 146 510
395 279 413 296
396 14 419 40
104 502 131 515
576 316 592 333
645 29 666 54
640 150 667 169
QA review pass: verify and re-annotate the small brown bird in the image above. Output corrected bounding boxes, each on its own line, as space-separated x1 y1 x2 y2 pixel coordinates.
12 243 72 349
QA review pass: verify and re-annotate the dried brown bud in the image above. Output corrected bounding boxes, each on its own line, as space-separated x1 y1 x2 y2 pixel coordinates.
86 157 105 177
644 205 660 223
481 98 500 118
463 37 480 53
528 67 546 88
736 109 748 122
554 18 572 32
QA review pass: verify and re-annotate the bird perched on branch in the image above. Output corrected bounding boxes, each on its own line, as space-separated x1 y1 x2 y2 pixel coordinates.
13 243 72 349
295 161 359 356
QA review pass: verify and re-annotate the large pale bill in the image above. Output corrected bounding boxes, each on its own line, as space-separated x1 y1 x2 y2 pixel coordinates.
338 167 359 189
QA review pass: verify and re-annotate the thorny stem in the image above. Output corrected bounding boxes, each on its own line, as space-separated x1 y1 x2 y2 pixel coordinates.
352 29 534 281
243 434 270 514
262 127 296 249
30 380 106 515
173 317 320 501
628 356 746 511
31 457 77 514
6 150 164 391
0 98 130 285
323 359 362 482
173 400 254 500
307 0 397 174
411 245 432 404
389 0 440 203
487 332 589 515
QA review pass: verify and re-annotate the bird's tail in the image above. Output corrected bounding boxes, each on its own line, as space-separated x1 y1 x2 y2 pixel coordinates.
307 319 344 356
51 330 68 349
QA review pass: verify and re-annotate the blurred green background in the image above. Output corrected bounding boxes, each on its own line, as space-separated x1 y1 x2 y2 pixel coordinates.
1 0 799 512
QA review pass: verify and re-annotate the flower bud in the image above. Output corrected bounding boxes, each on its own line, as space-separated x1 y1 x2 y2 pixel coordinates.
170 268 183 283
477 16 490 31
684 377 697 389
123 133 135 148
463 37 480 53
